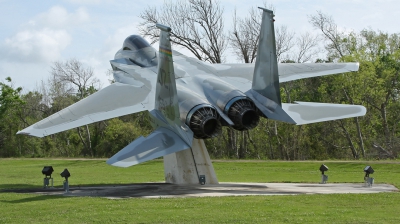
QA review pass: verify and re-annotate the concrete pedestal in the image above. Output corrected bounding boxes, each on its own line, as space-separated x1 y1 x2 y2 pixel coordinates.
163 139 218 184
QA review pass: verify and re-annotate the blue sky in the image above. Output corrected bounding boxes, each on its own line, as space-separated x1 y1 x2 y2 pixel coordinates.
1 0 399 90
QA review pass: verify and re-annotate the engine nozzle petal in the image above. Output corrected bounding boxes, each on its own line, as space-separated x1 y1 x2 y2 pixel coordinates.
226 97 260 131
187 105 222 139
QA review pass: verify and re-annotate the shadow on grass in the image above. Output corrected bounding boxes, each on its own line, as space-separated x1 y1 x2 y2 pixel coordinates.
0 182 149 191
0 184 41 190
56 160 106 167
31 160 106 170
1 184 70 204
0 182 165 193
0 194 66 204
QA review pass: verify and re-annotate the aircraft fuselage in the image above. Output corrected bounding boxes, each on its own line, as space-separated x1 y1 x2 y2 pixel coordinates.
111 38 260 139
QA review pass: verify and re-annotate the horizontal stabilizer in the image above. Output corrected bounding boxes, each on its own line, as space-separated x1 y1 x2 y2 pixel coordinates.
107 127 190 167
282 101 366 125
17 82 154 137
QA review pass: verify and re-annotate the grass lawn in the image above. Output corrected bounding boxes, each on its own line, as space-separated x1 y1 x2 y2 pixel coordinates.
0 159 399 223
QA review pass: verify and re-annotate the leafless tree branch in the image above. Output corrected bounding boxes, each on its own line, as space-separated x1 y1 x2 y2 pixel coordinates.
138 0 227 63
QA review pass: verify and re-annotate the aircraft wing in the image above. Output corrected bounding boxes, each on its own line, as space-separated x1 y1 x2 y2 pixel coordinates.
106 127 190 167
282 101 366 125
210 62 360 83
17 81 155 137
278 63 359 82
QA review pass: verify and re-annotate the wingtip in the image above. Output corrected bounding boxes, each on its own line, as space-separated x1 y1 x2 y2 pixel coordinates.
258 7 274 14
156 23 172 32
355 62 360 71
16 131 29 136
348 62 360 72
106 158 138 168
16 128 47 137
16 130 34 136
360 105 367 116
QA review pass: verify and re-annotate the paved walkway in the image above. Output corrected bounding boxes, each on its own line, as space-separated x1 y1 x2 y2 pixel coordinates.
5 182 398 199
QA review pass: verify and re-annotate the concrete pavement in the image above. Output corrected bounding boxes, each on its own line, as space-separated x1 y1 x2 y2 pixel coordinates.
5 182 397 199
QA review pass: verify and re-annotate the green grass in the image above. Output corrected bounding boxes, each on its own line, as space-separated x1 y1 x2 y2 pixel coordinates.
0 159 399 223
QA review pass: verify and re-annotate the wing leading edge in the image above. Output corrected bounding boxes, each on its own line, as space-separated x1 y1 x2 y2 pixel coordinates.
211 62 360 85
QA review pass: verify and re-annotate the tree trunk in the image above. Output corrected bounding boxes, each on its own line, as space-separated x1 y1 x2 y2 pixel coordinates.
380 104 391 149
77 127 88 156
354 117 365 157
246 131 258 156
338 120 358 159
342 88 365 157
85 124 93 157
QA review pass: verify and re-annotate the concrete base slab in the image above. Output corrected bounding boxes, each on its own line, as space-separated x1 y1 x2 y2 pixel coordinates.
4 182 397 199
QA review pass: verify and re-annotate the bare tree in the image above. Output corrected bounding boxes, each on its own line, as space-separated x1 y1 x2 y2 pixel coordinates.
41 75 75 114
309 11 365 157
229 7 262 63
308 11 350 60
50 59 101 157
139 0 227 63
51 59 100 99
229 4 296 63
275 25 295 62
292 31 320 63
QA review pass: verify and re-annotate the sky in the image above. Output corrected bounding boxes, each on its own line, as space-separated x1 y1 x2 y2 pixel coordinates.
0 0 399 91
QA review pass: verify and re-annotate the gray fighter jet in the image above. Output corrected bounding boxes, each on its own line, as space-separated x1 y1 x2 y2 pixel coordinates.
17 8 366 168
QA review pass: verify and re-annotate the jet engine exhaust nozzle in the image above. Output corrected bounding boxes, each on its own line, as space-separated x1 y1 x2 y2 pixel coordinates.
187 105 222 139
227 98 259 131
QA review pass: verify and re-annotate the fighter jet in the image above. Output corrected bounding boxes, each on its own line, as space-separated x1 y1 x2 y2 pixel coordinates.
17 8 366 168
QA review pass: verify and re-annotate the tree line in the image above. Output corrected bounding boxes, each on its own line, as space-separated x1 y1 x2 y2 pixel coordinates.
1 0 399 160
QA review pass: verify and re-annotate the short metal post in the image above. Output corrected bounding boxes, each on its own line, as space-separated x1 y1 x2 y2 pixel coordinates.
43 177 54 188
63 180 70 193
43 178 48 188
366 177 374 187
364 173 373 187
320 174 328 184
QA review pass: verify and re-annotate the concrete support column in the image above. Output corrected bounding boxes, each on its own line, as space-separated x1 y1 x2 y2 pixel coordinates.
163 139 218 184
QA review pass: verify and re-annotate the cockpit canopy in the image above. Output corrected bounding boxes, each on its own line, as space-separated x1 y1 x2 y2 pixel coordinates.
123 35 151 51
116 35 158 68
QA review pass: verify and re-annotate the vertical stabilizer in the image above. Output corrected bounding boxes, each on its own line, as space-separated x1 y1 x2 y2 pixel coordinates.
155 24 181 124
153 24 193 146
252 8 281 106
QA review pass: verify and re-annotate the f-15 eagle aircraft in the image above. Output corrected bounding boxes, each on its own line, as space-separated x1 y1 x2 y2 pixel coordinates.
17 8 366 170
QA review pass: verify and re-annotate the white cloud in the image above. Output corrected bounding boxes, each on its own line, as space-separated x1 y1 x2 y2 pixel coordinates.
33 6 89 29
4 29 71 63
67 0 106 4
1 6 89 63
